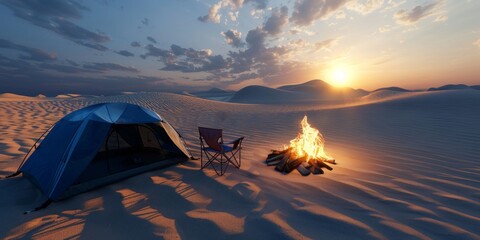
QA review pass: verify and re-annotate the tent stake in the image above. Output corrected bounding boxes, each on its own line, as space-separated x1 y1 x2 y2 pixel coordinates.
24 199 52 214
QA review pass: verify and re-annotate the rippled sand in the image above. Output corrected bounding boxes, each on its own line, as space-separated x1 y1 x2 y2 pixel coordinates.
0 90 479 239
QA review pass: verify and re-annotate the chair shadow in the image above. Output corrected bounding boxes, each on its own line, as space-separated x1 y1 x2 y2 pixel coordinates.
2 163 321 239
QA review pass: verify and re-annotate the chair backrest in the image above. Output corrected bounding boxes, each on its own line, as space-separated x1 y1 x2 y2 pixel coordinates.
198 127 223 151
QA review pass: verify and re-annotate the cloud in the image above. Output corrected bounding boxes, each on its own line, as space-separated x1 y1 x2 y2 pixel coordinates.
76 42 108 51
1 0 110 50
247 27 268 49
161 62 196 72
141 44 216 73
290 0 351 26
224 27 293 82
0 38 56 61
347 0 384 15
221 29 244 48
335 10 346 19
139 41 231 75
115 50 135 57
66 60 79 66
394 1 443 25
315 38 338 51
201 55 229 71
0 69 179 96
232 72 260 83
170 44 212 59
50 18 110 43
474 39 480 48
131 41 141 47
157 45 222 73
141 44 173 59
228 11 239 21
147 36 157 44
379 25 392 32
247 0 268 10
385 0 406 10
83 63 139 73
0 54 38 75
198 0 268 23
198 1 224 23
287 39 310 49
39 63 90 73
434 15 447 22
263 6 289 36
132 24 307 86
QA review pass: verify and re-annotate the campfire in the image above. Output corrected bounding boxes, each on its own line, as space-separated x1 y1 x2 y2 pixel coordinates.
265 115 336 176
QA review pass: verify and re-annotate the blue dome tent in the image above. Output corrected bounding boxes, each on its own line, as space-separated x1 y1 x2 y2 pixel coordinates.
10 103 192 210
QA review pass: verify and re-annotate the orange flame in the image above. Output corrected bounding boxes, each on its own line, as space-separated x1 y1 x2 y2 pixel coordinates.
289 115 332 162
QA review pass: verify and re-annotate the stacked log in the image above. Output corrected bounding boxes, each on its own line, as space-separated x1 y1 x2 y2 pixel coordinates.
265 148 335 176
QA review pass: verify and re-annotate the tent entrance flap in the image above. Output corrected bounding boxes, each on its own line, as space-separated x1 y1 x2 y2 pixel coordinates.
75 123 183 184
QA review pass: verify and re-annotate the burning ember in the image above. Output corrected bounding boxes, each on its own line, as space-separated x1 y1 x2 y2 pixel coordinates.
265 115 336 176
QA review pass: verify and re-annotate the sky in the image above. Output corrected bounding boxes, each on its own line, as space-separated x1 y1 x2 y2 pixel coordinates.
0 0 479 96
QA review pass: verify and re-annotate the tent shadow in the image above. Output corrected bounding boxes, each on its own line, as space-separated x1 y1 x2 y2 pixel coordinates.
3 163 314 239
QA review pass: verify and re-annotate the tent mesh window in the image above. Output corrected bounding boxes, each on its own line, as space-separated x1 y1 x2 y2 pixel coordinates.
75 123 182 183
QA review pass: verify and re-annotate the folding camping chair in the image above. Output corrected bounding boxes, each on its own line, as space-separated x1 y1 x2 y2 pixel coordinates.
198 127 244 176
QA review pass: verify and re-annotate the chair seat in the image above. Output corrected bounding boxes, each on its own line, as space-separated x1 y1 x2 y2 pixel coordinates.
203 145 234 153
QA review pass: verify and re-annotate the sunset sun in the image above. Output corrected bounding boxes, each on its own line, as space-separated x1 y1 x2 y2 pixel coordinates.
329 68 349 87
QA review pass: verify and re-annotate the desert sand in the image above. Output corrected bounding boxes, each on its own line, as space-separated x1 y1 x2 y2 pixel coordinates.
0 90 479 239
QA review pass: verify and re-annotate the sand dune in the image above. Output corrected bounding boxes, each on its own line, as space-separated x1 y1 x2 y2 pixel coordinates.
361 90 424 102
189 88 235 102
55 94 85 99
0 90 479 239
229 85 302 104
230 80 368 104
0 93 47 102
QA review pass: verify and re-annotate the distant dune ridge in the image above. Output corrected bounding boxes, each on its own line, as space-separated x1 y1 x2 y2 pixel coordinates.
0 93 47 101
2 81 478 103
189 87 236 101
427 84 476 91
230 79 368 104
229 85 303 104
0 89 479 239
185 80 480 104
372 87 411 92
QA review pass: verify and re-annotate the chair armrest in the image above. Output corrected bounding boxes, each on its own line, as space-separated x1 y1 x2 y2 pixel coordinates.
227 137 244 149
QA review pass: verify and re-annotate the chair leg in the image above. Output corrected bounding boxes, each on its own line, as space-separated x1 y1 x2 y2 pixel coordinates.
201 150 227 176
200 148 203 168
200 148 238 176
209 154 228 176
224 149 241 169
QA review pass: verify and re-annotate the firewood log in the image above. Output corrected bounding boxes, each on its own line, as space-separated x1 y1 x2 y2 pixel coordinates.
311 166 324 175
302 161 312 169
315 160 333 171
266 153 279 160
267 148 290 160
266 154 285 163
275 150 291 172
271 148 289 155
267 159 281 166
297 164 311 176
284 157 305 173
324 159 336 165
